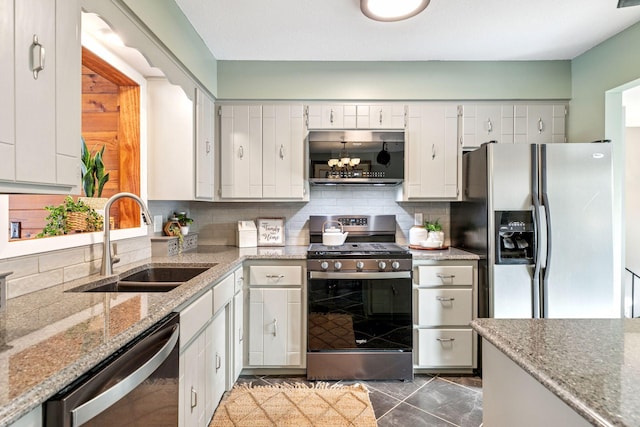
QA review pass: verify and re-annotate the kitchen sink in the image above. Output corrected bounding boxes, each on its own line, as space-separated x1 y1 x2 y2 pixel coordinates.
70 265 215 293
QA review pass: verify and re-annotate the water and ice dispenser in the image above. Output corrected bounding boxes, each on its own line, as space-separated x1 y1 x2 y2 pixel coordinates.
495 211 535 264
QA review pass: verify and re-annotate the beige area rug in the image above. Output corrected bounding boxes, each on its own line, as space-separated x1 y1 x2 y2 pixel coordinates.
209 382 378 427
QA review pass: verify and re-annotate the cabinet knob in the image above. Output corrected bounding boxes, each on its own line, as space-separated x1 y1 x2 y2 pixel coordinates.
31 34 45 80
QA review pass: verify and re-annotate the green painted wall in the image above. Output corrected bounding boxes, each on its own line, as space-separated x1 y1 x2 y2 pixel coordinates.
122 0 218 96
570 21 640 142
217 60 571 101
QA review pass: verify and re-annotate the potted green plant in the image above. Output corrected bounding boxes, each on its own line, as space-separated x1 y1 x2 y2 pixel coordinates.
37 196 103 237
424 218 445 248
175 212 194 236
80 137 110 207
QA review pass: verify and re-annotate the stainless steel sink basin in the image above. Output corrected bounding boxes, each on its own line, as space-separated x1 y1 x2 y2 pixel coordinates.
70 265 215 293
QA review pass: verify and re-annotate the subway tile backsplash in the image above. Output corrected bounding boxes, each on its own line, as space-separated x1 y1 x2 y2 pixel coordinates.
150 186 450 247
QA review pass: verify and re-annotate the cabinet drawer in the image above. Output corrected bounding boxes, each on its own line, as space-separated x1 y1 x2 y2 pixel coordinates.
249 266 302 285
213 273 235 314
416 329 473 367
180 290 213 347
416 289 472 326
416 265 473 287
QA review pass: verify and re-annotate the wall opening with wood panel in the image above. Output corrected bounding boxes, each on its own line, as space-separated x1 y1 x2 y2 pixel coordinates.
8 48 141 240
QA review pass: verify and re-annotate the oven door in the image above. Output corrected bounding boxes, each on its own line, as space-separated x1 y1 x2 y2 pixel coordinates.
307 271 412 352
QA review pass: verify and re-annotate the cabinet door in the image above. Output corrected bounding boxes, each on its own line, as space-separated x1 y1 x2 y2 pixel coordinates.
195 88 214 199
405 103 459 199
262 104 305 199
307 104 344 129
220 105 263 198
207 310 226 422
514 104 567 144
248 288 302 366
14 0 56 185
359 104 405 129
462 104 514 148
233 288 244 382
181 331 206 427
0 0 15 181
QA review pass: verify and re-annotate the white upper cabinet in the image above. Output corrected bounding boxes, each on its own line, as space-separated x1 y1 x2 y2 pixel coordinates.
262 104 305 199
1 0 81 193
220 103 307 200
306 103 405 129
356 104 405 129
462 104 514 149
195 88 215 200
220 105 264 198
403 103 460 200
514 103 567 144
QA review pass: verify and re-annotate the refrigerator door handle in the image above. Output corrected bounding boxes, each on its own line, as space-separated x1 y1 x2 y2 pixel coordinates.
542 191 552 280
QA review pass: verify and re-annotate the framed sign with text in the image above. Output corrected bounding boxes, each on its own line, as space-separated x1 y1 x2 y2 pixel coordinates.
257 217 286 246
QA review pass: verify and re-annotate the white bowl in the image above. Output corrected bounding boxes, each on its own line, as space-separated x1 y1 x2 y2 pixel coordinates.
420 240 443 248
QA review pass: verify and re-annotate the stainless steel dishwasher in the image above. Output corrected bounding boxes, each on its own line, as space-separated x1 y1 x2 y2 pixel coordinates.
44 312 179 426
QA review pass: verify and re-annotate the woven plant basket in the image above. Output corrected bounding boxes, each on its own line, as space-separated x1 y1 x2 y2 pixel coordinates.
67 212 89 232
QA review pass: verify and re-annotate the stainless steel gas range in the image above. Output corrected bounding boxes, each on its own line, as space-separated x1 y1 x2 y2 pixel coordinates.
306 215 413 381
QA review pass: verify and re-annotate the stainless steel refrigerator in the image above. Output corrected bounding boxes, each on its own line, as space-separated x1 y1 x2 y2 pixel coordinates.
451 142 621 319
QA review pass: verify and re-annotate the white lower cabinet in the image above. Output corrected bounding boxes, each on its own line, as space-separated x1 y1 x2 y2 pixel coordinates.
232 267 244 382
413 260 477 372
246 263 305 368
179 267 239 427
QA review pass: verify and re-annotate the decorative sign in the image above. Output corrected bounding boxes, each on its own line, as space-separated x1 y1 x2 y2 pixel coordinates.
257 217 286 246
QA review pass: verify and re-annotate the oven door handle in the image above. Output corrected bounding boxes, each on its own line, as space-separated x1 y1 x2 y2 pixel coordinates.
308 271 411 280
71 324 179 426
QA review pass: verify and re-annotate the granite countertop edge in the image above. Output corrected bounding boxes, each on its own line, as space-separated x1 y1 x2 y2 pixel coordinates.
1 245 476 426
471 319 615 427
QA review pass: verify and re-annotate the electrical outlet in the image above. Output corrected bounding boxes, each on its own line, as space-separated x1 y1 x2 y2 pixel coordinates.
10 222 21 239
414 213 423 226
153 215 163 233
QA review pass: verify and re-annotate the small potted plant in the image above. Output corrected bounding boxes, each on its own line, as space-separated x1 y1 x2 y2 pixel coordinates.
424 218 445 248
37 196 103 237
175 212 193 236
80 137 110 211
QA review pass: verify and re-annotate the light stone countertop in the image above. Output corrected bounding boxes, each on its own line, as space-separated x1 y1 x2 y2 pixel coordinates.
472 318 640 427
0 244 476 426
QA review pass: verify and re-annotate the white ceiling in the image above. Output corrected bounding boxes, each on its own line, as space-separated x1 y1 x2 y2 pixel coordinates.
174 0 640 61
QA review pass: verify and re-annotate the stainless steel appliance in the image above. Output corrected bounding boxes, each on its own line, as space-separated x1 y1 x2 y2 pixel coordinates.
307 215 413 381
451 142 620 319
308 130 405 185
44 313 179 426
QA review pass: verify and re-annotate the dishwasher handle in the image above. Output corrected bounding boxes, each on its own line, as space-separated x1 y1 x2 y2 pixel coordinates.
71 323 179 426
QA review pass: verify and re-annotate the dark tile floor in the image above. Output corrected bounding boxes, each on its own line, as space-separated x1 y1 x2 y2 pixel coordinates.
234 374 483 427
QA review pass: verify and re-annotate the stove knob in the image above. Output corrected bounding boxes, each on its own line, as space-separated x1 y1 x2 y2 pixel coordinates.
391 261 400 271
356 261 365 271
378 261 387 271
334 261 343 271
320 261 329 271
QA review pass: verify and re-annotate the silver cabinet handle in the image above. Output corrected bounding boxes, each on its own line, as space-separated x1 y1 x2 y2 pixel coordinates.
266 274 285 279
31 34 45 80
538 118 544 133
72 324 179 426
216 352 221 372
436 296 455 302
239 328 243 342
279 144 285 159
239 145 244 159
330 109 334 124
205 140 211 154
190 387 197 411
431 144 436 160
273 318 278 337
487 118 493 133
379 109 383 125
436 337 456 343
436 273 456 279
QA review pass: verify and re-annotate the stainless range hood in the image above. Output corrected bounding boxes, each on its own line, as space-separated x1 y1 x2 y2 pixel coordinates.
308 130 405 186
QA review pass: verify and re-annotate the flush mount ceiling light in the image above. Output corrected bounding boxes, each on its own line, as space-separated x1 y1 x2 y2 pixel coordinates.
361 0 431 22
617 0 640 7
